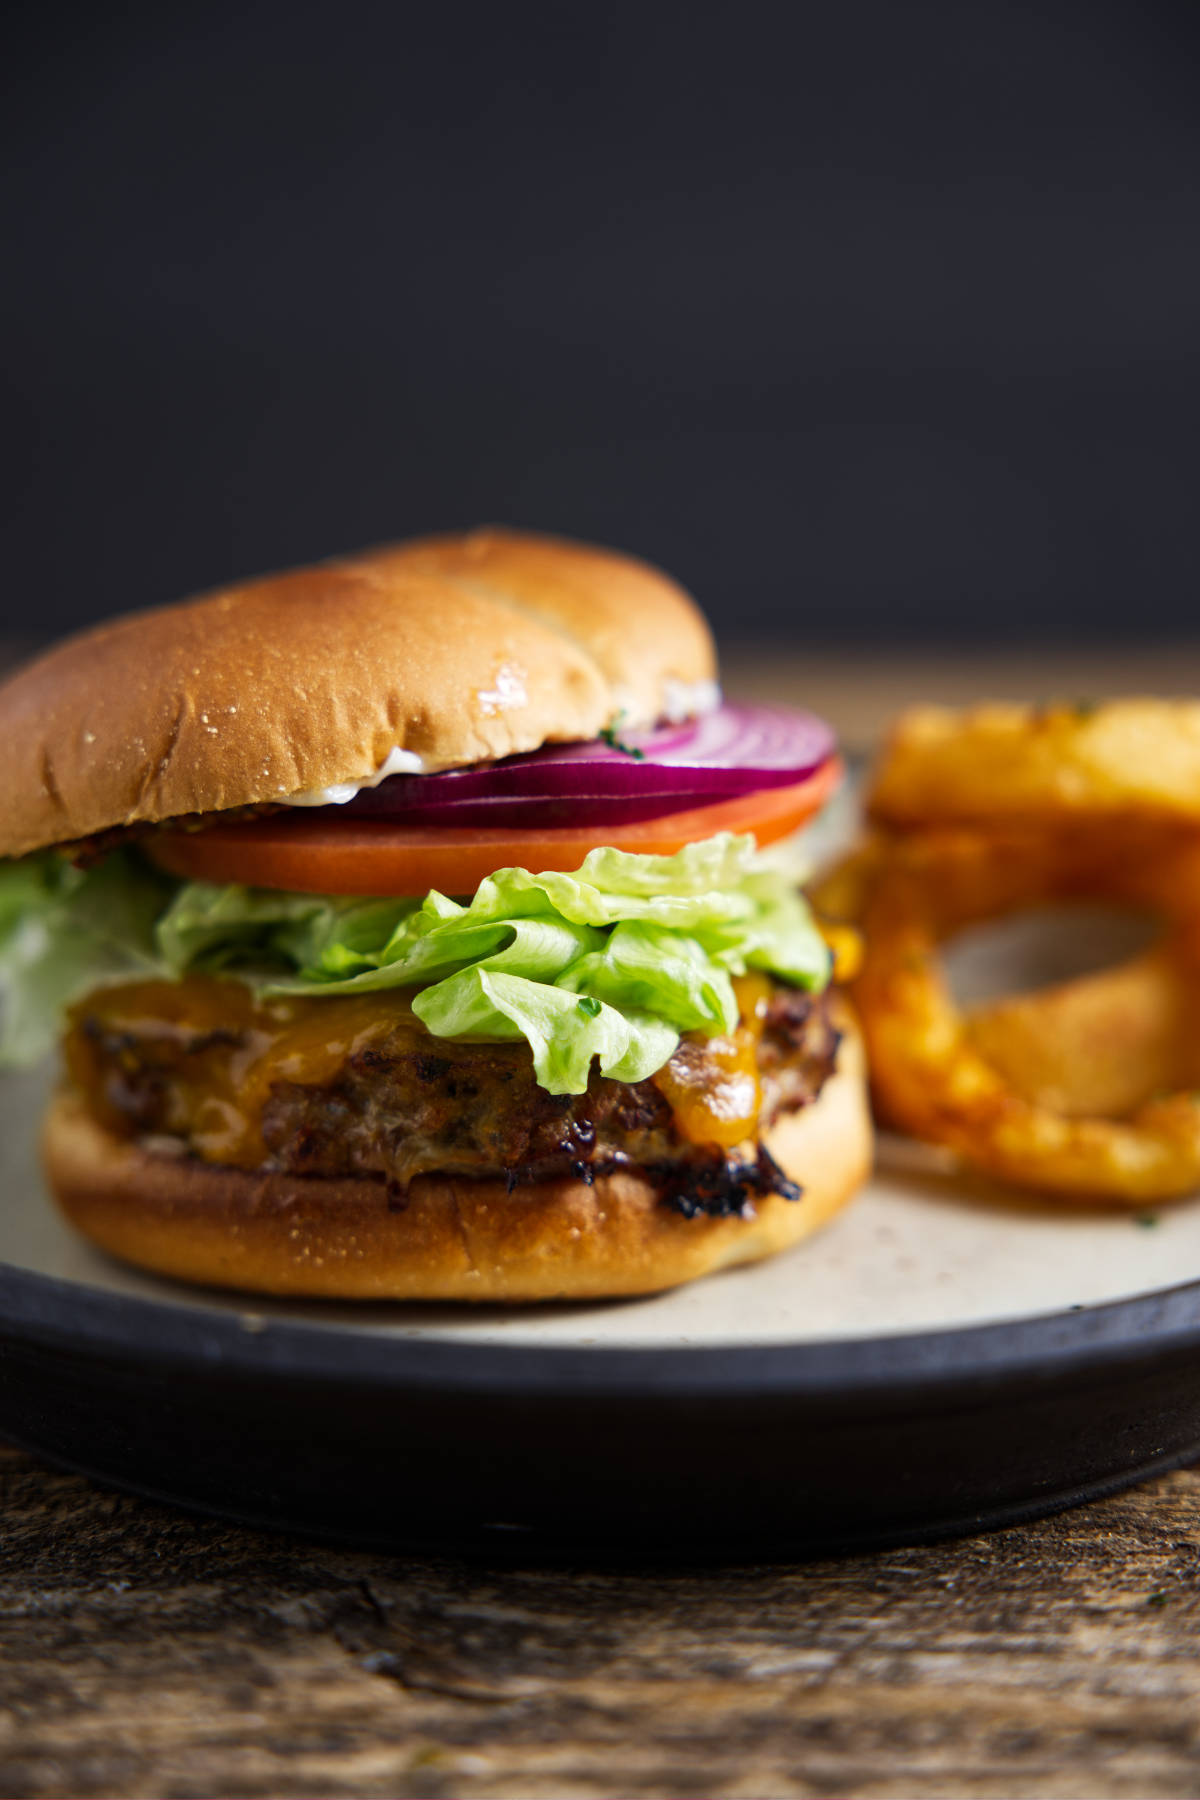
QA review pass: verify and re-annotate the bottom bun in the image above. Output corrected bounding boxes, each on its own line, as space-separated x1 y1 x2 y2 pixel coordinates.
43 1009 871 1302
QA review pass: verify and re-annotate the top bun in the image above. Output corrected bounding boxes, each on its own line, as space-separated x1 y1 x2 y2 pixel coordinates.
0 529 717 857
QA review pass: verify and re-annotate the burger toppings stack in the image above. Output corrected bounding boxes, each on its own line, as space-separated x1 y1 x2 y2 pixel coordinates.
0 528 870 1299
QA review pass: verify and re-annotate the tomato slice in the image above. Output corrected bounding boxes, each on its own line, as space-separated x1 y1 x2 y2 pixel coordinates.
148 758 841 896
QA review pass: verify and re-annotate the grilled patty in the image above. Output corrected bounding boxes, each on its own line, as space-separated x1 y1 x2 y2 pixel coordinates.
65 980 840 1217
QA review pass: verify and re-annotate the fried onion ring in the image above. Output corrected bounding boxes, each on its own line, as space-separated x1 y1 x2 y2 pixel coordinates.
868 700 1200 831
965 945 1197 1119
816 827 1200 1202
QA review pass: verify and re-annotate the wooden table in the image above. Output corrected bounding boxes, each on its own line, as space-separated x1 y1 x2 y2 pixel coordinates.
6 645 1200 1797
3 1444 1199 1797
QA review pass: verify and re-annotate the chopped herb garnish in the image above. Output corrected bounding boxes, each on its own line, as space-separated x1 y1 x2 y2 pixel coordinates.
576 995 603 1017
599 715 646 759
1136 1212 1160 1229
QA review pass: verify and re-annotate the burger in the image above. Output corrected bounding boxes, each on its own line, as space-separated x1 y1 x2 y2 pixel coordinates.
0 529 870 1300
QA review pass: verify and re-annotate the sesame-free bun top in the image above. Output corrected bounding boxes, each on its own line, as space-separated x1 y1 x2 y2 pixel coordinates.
0 528 717 858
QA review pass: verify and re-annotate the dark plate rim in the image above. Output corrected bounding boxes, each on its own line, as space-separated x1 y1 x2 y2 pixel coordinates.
3 1254 1200 1400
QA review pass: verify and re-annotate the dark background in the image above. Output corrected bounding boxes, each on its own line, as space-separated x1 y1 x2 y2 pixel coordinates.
4 0 1200 646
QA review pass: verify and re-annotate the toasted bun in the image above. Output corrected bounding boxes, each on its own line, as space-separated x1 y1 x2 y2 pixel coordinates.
0 528 716 858
42 1014 870 1302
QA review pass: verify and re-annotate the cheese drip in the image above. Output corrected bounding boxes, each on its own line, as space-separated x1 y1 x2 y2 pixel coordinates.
651 971 770 1149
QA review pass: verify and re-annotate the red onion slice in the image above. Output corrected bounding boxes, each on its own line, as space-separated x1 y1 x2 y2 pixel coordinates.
344 704 834 827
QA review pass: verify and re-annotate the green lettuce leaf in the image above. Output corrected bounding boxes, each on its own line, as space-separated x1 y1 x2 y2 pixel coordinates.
0 851 173 1064
413 971 679 1093
0 833 831 1092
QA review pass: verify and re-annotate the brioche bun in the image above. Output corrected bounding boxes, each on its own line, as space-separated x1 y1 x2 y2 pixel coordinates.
0 529 715 859
43 1013 869 1302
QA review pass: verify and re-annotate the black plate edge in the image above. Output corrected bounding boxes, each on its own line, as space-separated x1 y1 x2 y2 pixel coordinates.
4 1256 1200 1399
8 1422 1200 1566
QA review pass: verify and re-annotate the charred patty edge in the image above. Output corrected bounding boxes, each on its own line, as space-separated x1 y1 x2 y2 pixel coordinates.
68 985 841 1221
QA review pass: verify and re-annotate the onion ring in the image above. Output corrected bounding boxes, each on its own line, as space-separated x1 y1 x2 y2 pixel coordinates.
815 827 1200 1202
965 945 1198 1119
868 700 1200 831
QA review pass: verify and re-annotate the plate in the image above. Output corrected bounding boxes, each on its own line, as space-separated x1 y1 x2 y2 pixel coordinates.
4 998 1200 1557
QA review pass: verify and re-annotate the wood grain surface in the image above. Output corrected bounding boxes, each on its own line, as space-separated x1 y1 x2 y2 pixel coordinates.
2 1444 1199 1799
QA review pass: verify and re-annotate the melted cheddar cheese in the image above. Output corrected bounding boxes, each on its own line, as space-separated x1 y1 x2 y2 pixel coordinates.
65 980 431 1169
65 971 776 1165
649 971 771 1148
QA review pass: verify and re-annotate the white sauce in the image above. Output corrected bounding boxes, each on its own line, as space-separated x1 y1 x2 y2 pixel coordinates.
279 745 427 808
662 677 722 723
609 678 722 730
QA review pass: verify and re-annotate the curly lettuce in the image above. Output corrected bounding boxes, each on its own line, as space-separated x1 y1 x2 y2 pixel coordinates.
0 834 831 1093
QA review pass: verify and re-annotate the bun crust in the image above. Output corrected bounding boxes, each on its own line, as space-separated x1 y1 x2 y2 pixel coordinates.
43 1015 870 1302
0 529 716 858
